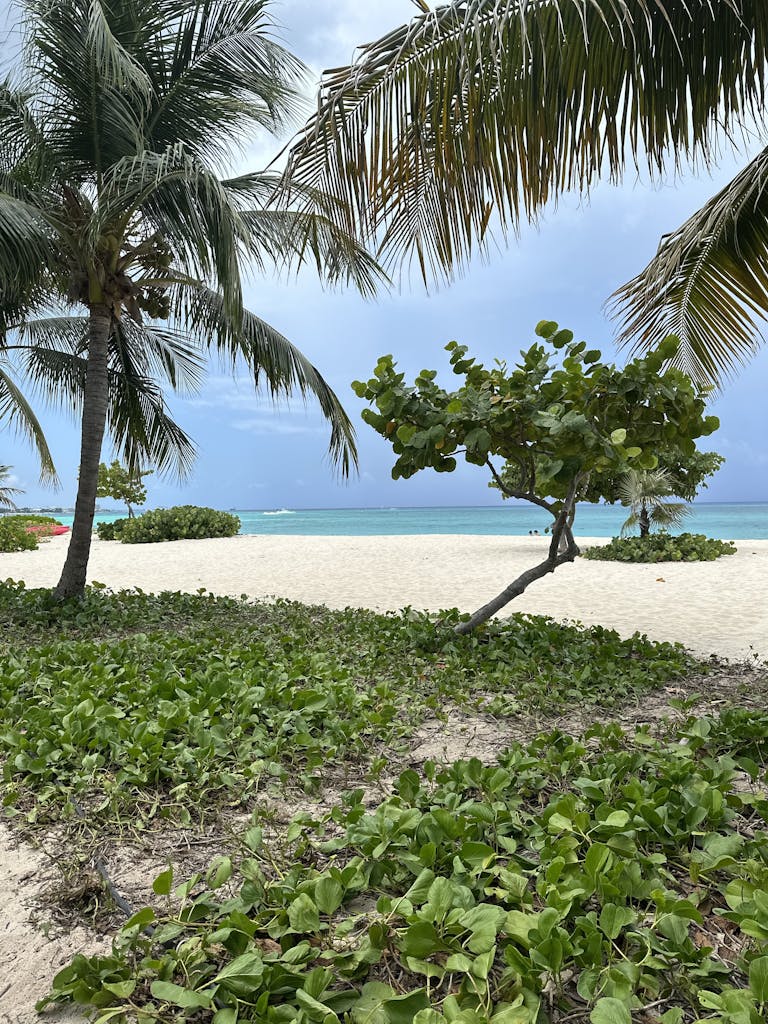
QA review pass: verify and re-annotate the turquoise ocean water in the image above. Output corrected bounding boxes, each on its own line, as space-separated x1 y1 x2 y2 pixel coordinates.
52 503 768 539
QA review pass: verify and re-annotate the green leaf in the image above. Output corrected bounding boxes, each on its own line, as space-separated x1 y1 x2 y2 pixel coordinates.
244 826 263 852
603 810 630 828
610 429 627 445
123 907 155 930
152 867 173 896
150 980 213 1009
288 893 321 932
400 921 445 958
351 983 397 1024
535 320 558 339
599 904 635 939
590 997 631 1024
102 980 136 998
382 989 431 1024
412 1011 446 1024
749 956 768 1002
296 989 338 1022
213 952 264 987
315 877 344 916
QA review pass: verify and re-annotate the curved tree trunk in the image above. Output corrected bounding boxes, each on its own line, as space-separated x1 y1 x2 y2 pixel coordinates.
454 482 582 635
54 305 111 600
454 530 580 635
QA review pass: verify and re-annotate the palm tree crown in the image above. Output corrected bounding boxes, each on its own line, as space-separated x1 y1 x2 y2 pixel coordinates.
618 469 690 539
1 0 384 597
283 0 768 386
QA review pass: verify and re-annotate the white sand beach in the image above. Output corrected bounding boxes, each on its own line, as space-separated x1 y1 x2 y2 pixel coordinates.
1 533 766 662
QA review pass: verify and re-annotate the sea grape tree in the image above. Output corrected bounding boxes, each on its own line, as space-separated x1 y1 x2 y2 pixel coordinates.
96 461 152 518
353 321 719 633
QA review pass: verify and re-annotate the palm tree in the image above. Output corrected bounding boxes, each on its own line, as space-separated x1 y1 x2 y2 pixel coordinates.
618 469 690 539
283 0 768 386
0 465 21 511
1 0 383 599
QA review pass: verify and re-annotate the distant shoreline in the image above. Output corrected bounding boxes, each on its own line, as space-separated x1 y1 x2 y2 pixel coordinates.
13 502 767 541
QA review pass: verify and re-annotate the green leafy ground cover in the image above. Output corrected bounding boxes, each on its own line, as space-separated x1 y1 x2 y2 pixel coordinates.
583 536 737 564
0 583 766 1023
40 721 768 1024
0 581 697 824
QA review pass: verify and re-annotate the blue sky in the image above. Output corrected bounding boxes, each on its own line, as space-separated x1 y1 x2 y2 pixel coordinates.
2 0 767 509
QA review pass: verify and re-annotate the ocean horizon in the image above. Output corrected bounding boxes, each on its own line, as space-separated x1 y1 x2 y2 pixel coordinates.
42 501 768 540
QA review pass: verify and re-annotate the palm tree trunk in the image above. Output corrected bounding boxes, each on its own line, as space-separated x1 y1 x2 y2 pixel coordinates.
639 503 650 538
54 305 111 599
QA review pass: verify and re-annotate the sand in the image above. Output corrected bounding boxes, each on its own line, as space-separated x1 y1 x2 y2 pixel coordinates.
0 532 765 660
1 532 766 1020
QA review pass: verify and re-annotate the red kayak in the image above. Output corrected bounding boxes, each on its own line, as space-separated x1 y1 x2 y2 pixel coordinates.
24 524 71 536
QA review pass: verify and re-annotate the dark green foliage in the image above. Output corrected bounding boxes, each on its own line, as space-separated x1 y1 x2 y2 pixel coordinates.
0 517 38 551
353 329 718 499
117 506 241 543
3 514 59 526
584 533 737 563
41 720 768 1023
0 582 695 819
96 461 152 516
96 518 128 541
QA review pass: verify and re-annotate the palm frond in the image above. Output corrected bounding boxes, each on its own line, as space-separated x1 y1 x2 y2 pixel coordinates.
616 468 675 507
17 315 198 478
239 209 386 296
282 0 768 281
0 464 22 510
224 170 386 294
99 146 245 318
138 0 306 165
648 502 690 529
174 285 358 476
0 193 56 296
107 365 198 480
24 0 149 175
618 468 691 537
0 360 57 481
611 146 768 386
117 320 207 397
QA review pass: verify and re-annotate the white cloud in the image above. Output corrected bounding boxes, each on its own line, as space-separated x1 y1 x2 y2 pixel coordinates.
231 417 325 436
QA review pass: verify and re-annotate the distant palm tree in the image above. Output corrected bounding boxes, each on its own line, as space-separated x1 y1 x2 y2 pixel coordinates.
284 0 768 386
1 0 383 599
0 465 21 511
619 469 690 539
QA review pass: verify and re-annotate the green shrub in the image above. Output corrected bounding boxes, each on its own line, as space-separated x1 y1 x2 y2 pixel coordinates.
96 518 128 541
583 531 737 563
4 514 59 526
117 505 241 543
0 518 39 552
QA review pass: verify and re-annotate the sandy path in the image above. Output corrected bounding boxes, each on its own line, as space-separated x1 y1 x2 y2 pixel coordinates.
1 533 765 661
0 824 107 1023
